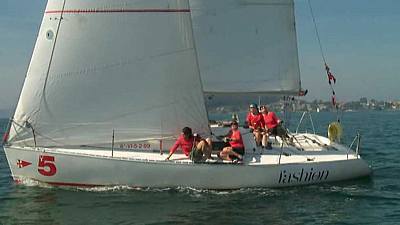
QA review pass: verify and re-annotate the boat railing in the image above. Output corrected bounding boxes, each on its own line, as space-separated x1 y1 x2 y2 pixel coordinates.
1 117 12 146
347 132 361 159
111 129 115 157
295 111 316 135
6 119 38 148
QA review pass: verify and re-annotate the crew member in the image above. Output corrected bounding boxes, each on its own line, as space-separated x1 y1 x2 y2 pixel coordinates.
260 105 280 149
246 103 264 147
166 127 212 162
218 121 245 162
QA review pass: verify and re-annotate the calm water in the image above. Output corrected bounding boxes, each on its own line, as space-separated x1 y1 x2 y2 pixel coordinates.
1 111 400 225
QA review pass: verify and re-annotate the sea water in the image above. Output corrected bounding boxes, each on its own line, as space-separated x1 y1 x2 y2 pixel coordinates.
0 111 399 225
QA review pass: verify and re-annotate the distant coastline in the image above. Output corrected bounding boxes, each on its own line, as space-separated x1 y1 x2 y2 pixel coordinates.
208 97 400 114
1 97 399 119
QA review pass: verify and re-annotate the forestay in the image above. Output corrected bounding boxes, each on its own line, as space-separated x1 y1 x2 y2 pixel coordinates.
9 0 210 147
189 0 301 95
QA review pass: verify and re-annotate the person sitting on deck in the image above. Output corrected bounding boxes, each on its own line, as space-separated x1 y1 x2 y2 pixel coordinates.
217 121 245 163
191 133 213 162
260 105 281 149
166 127 212 162
246 103 265 147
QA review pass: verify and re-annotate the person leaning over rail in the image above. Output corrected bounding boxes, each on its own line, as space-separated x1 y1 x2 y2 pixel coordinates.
217 121 245 163
246 103 264 147
166 127 212 162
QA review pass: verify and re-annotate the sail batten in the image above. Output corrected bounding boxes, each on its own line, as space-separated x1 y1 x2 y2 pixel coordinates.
189 0 301 95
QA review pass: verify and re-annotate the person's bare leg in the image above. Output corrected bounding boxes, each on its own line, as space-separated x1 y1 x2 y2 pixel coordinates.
229 150 242 160
196 141 205 159
254 131 262 146
220 147 232 161
224 147 232 161
203 138 212 159
196 140 212 159
262 133 268 147
219 150 227 160
266 132 274 149
206 138 212 148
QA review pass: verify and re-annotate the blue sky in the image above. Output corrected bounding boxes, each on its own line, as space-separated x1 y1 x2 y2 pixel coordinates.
0 0 400 111
296 0 400 102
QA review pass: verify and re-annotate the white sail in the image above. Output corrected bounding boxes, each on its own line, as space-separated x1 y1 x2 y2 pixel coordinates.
189 0 301 94
9 0 210 147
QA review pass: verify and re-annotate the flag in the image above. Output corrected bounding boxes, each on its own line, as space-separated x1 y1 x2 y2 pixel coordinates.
17 160 32 168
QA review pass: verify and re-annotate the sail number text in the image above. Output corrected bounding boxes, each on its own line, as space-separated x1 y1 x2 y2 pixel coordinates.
38 155 57 176
120 143 151 150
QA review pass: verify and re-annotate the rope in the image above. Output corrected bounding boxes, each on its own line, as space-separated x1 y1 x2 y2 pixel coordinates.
307 0 341 122
307 0 327 64
10 120 68 147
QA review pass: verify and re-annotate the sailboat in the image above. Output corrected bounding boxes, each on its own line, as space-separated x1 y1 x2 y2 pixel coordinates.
3 0 371 189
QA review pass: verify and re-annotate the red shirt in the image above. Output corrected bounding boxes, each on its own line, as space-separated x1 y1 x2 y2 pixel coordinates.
228 129 244 149
169 134 197 156
246 112 265 130
263 112 279 129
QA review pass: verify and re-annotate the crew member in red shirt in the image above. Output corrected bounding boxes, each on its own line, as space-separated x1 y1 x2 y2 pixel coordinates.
166 127 212 161
260 105 281 149
246 103 264 147
218 121 245 162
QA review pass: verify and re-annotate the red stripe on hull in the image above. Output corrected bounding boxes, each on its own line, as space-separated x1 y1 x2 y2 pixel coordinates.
45 9 191 14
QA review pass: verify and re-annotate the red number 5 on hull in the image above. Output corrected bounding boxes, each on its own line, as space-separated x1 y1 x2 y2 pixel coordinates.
38 155 57 176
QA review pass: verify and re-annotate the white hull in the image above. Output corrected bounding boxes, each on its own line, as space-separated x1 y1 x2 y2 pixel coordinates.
3 133 371 189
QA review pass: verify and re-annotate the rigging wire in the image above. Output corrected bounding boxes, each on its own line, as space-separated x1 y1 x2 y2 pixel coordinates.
307 0 327 65
282 96 294 130
307 0 341 122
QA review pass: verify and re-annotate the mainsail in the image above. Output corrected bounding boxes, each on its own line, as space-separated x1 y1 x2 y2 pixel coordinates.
9 0 210 147
189 0 301 95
